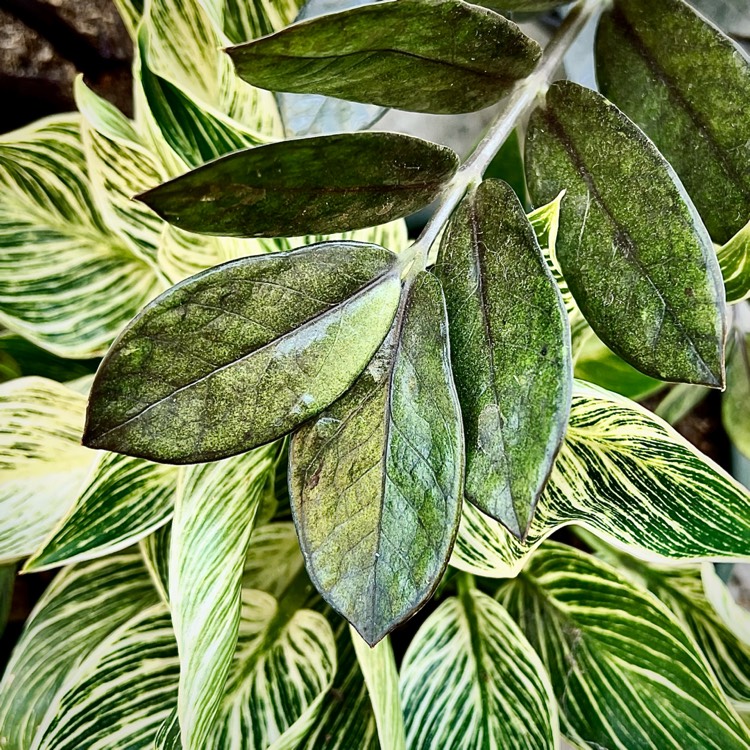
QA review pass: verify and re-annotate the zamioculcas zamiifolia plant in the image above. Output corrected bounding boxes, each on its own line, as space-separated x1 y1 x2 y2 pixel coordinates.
2 0 750 747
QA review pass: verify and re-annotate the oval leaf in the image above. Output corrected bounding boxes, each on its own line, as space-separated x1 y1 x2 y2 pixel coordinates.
499 544 750 750
137 132 459 237
400 583 558 750
83 242 401 463
526 80 727 387
290 271 464 645
226 0 541 115
435 179 571 538
596 0 750 244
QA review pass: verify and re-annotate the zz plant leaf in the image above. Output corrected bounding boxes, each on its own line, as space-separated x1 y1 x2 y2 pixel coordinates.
226 0 541 114
137 132 459 237
83 242 401 463
526 80 727 387
596 0 750 244
289 271 464 645
435 179 571 538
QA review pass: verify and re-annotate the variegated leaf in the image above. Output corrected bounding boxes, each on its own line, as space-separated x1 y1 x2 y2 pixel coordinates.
499 544 750 749
718 218 750 303
243 521 304 598
452 380 750 578
207 584 336 750
0 554 159 750
0 377 95 563
24 452 177 572
400 582 558 750
170 446 277 750
221 0 300 44
351 630 405 750
141 522 172 603
31 604 180 750
0 115 163 358
703 563 750 647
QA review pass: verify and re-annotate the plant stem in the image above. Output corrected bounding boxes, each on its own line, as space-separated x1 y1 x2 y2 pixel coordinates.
407 0 605 273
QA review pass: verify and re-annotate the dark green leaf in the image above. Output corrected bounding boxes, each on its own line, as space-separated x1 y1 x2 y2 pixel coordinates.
84 242 401 463
525 80 727 387
434 179 571 538
226 0 541 115
596 0 750 244
290 272 464 645
138 132 459 237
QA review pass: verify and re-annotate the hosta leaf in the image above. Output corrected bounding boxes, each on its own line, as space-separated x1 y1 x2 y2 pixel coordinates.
170 446 277 750
351 630 406 750
435 179 571 537
31 604 180 750
0 377 95 564
24 452 177 571
526 80 727 387
227 0 541 114
718 218 750 303
0 115 163 358
452 380 750 578
400 582 558 750
596 0 750 244
138 132 458 237
499 544 750 750
587 540 750 714
84 242 402 463
208 584 337 750
723 332 750 458
0 554 159 750
298 621 378 750
290 272 464 645
243 522 305 598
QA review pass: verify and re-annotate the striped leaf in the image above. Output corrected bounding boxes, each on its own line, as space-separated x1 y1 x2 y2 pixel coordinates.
221 0 300 44
718 218 750 303
400 582 558 750
243 521 305 598
351 630 406 750
141 522 172 603
207 584 337 750
0 377 95 564
723 331 750 458
499 543 750 750
170 446 277 750
24 452 177 572
0 553 159 750
31 604 180 750
0 115 163 358
586 538 750 715
452 380 750 578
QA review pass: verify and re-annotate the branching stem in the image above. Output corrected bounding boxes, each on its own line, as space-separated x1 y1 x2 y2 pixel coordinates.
404 0 606 276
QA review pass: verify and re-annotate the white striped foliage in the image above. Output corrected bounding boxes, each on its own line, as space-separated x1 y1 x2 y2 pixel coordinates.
351 629 406 750
24 451 177 572
169 445 277 750
703 563 750 647
400 582 558 750
141 522 172 603
0 553 160 750
498 543 750 750
717 216 750 303
242 521 305 599
0 377 95 564
31 604 180 750
452 380 750 578
0 115 163 358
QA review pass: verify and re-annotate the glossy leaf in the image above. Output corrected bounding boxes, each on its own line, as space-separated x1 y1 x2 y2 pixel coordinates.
31 604 180 750
170 446 277 750
24 452 177 571
452 380 750 578
138 132 458 238
718 218 750 303
723 332 750 458
351 630 406 750
84 242 401 463
435 179 571 537
290 272 464 645
400 583 558 750
499 544 750 750
596 0 750 243
0 377 95 563
0 554 160 750
226 0 541 114
526 80 727 387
